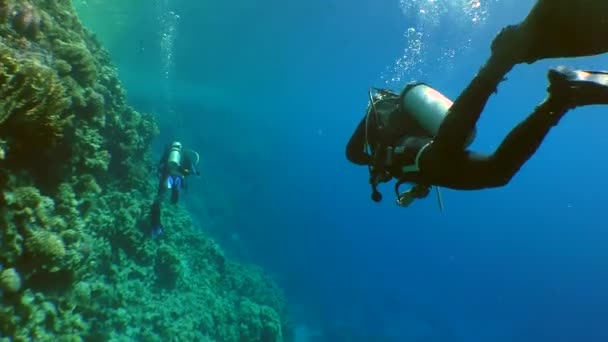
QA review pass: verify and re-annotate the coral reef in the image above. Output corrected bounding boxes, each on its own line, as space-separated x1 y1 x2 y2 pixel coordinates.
0 0 291 341
0 268 21 293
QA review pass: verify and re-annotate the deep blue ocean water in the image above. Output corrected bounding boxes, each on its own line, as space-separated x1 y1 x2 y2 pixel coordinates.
78 0 608 340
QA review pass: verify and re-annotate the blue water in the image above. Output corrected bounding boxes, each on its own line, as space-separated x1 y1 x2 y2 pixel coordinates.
94 0 608 340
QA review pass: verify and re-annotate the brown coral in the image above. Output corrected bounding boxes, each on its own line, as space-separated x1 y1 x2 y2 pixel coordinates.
12 2 41 39
0 44 72 138
54 39 98 86
0 0 10 24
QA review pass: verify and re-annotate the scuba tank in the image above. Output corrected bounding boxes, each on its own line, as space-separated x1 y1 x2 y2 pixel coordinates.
167 141 182 176
401 82 476 146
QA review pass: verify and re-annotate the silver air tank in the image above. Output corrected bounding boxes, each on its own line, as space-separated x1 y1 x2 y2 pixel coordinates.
401 83 476 147
167 141 182 175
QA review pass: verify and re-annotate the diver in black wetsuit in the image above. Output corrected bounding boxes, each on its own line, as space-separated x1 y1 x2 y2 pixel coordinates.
346 0 608 207
149 141 200 237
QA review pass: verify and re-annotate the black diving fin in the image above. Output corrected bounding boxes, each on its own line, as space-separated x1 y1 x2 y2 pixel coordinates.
548 66 608 108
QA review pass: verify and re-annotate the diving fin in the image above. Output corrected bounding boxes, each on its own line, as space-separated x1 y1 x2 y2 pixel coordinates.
493 0 608 64
548 66 608 108
149 200 164 238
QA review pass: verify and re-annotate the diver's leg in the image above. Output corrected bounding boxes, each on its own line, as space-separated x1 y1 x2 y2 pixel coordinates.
420 0 608 188
427 13 608 156
149 177 167 237
488 66 608 181
431 50 515 155
429 20 563 155
149 197 165 237
419 99 564 190
150 198 162 227
506 0 608 63
483 99 566 185
421 66 608 189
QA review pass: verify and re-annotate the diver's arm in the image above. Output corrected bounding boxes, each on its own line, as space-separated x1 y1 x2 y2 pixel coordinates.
189 160 201 176
346 115 371 165
181 151 201 176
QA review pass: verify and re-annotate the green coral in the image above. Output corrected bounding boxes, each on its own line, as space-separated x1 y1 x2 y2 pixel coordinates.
155 244 182 289
0 289 88 340
3 186 43 209
72 125 110 171
24 229 66 265
238 299 283 342
0 268 22 293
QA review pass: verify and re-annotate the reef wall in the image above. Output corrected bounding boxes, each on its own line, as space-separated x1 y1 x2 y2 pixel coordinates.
0 0 291 341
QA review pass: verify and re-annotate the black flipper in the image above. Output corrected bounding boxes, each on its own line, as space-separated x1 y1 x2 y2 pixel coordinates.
149 200 164 237
548 66 608 108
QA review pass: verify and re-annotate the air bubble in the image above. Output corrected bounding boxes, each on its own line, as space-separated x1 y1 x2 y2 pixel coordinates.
381 0 497 88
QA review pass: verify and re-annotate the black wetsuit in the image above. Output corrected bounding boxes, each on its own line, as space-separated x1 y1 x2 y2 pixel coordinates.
346 53 568 190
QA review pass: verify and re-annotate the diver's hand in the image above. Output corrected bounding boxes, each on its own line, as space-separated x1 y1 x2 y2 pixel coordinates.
369 168 391 185
396 190 416 207
411 184 430 198
377 170 391 183
396 184 430 207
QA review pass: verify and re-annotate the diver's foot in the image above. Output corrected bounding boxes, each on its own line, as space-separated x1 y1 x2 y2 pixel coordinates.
490 25 528 64
547 66 608 110
150 225 164 238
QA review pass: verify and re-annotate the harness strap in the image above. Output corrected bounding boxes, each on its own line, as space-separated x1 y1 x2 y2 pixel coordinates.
401 140 433 173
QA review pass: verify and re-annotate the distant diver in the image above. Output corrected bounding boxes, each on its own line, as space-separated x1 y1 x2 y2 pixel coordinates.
149 141 200 237
346 0 608 209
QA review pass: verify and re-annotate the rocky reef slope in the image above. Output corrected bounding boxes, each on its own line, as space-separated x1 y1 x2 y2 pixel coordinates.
0 1 291 341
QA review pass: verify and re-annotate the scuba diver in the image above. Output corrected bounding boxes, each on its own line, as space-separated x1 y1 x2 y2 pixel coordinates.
346 0 608 209
149 141 200 237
